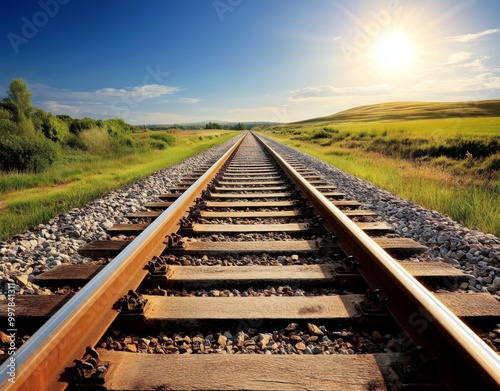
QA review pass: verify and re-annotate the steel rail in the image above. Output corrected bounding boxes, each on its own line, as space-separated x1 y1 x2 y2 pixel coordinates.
255 133 500 391
0 133 247 390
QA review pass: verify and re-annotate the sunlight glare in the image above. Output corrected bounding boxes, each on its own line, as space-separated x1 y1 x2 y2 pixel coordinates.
372 32 415 71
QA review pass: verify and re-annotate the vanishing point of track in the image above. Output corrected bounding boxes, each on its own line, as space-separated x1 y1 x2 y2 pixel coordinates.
1 132 499 390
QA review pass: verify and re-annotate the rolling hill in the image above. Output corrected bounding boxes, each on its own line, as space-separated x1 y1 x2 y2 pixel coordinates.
294 100 500 124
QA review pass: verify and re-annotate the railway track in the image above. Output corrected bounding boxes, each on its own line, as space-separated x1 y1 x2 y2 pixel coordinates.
1 132 500 390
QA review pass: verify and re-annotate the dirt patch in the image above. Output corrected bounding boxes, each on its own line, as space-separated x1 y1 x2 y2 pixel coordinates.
50 182 75 190
0 201 5 211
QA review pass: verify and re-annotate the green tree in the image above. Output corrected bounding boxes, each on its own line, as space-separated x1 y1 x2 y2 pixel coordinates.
205 121 222 129
42 115 71 142
233 122 247 130
0 78 59 172
3 78 34 121
69 117 98 134
32 108 49 133
56 114 73 123
0 108 15 134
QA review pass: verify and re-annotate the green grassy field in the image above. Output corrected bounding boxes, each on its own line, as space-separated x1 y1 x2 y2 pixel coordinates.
0 130 238 241
256 100 500 236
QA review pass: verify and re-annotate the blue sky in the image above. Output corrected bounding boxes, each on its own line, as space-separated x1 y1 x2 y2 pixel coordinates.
1 0 500 124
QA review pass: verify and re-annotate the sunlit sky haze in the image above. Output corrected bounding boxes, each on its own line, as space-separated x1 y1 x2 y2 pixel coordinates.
1 0 499 124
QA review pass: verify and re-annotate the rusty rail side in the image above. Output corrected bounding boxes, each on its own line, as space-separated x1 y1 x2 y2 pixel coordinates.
0 133 246 390
255 133 500 391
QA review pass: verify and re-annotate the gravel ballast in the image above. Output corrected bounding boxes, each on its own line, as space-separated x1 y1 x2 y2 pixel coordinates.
0 137 240 296
263 136 500 299
1 134 499 300
99 323 408 355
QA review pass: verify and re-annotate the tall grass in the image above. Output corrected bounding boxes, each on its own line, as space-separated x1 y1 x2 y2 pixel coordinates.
257 124 500 237
0 131 237 240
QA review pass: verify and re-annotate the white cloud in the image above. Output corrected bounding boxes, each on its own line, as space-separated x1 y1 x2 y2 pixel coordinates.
411 72 500 95
447 28 500 43
445 52 472 65
31 83 181 120
43 101 82 116
289 84 390 102
457 59 486 71
435 52 490 74
178 98 200 103
95 84 179 100
32 83 179 103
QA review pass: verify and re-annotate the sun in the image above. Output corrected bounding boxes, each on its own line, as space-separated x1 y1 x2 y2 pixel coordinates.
372 31 415 71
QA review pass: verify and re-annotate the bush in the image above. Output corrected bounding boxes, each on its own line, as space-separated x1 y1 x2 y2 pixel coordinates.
0 113 16 135
79 128 111 154
42 116 70 142
323 127 339 134
0 135 58 172
117 136 134 148
69 117 98 134
65 135 87 150
311 129 331 139
149 139 168 150
150 132 175 145
430 156 456 169
352 131 368 140
105 118 136 136
481 154 500 173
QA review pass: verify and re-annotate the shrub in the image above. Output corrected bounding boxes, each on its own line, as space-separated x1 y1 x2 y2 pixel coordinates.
69 117 98 134
56 114 72 123
42 116 70 142
430 156 456 169
149 139 168 150
150 132 175 145
323 127 339 134
481 154 500 173
0 109 16 135
105 118 136 136
118 137 134 148
79 128 111 154
352 131 368 140
65 135 87 150
0 135 58 172
311 129 331 139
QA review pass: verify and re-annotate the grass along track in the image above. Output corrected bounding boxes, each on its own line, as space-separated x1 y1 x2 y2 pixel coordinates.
255 114 500 237
0 131 238 241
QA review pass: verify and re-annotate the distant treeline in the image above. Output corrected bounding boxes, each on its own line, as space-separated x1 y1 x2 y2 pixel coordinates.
143 122 273 131
0 78 163 173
